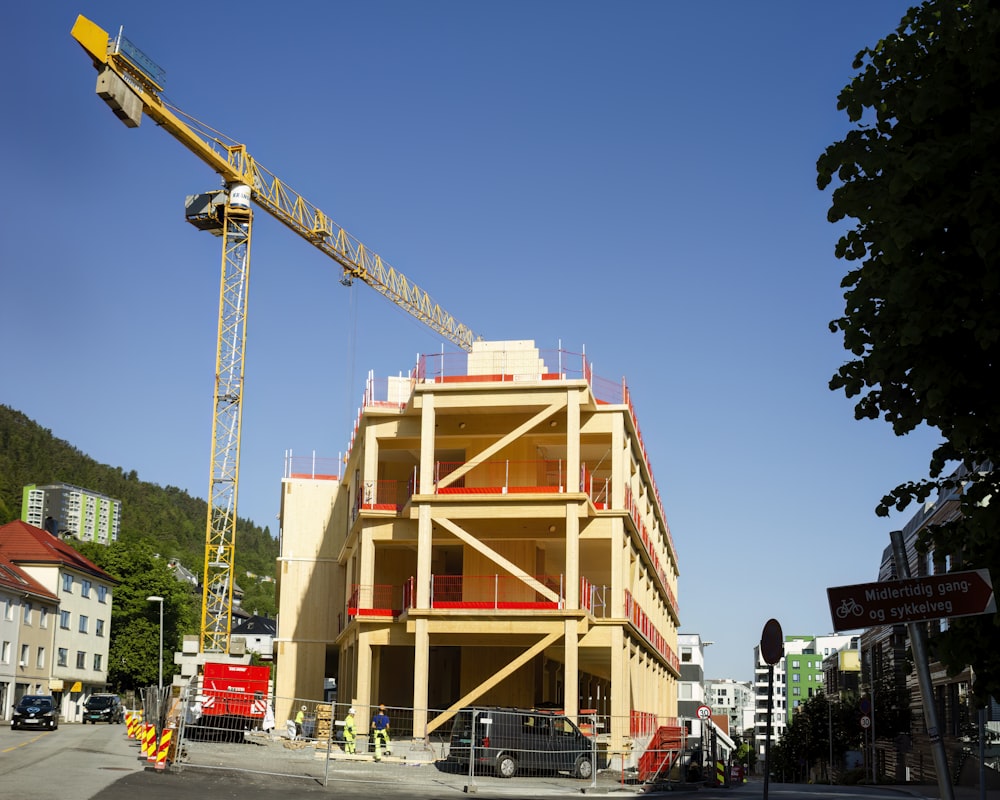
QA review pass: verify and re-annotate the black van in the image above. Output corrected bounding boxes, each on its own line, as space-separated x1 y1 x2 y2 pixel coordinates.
83 694 124 724
446 706 594 779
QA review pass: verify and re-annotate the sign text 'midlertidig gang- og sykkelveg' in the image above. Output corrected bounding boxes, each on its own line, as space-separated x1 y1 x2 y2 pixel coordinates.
826 568 996 631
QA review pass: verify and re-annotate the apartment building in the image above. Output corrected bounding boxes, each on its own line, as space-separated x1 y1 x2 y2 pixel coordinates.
752 633 854 765
21 483 121 545
275 341 681 753
706 677 754 739
677 633 711 725
0 520 116 722
0 553 59 719
676 634 737 768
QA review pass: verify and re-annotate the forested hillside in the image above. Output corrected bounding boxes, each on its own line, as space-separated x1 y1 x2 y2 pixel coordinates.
0 404 279 586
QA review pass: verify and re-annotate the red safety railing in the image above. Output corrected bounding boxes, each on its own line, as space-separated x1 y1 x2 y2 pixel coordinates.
346 584 405 618
429 574 563 609
625 485 679 620
347 574 610 618
624 590 680 672
435 459 566 494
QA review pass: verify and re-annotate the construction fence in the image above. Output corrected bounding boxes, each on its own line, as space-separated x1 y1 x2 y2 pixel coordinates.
133 687 742 792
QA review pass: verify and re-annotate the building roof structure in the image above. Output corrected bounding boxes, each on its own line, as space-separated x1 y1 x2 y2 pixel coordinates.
0 520 115 583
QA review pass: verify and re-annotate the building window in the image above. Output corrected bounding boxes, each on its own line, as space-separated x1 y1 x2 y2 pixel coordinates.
79 615 89 634
93 653 103 672
98 585 108 603
23 602 32 625
20 644 30 666
1 640 9 663
76 651 86 669
792 687 801 696
791 660 800 668
792 674 800 682
40 608 49 629
4 598 13 620
81 579 92 598
57 648 68 667
96 619 105 637
60 610 71 629
36 647 45 669
63 574 74 592
679 683 693 699
681 647 692 662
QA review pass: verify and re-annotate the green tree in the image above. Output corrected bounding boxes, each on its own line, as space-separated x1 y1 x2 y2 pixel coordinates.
775 693 865 783
76 540 199 691
817 1 1000 702
735 737 757 773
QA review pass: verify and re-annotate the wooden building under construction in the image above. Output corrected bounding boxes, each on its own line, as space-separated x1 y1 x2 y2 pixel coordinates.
274 341 681 752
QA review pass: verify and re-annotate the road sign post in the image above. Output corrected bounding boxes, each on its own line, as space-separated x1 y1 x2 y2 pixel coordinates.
826 551 997 800
889 531 957 800
759 619 783 800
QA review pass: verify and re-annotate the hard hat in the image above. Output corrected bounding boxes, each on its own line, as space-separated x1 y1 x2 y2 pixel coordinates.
349 707 356 714
301 705 307 710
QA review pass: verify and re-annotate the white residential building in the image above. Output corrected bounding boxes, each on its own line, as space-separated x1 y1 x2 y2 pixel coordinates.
752 633 856 769
706 678 753 739
0 521 116 722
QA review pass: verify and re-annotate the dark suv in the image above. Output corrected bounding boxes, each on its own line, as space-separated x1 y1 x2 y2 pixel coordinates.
83 694 124 724
11 695 59 730
446 706 594 779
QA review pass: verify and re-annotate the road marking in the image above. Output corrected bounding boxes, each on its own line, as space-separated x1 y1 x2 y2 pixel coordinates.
2 731 53 752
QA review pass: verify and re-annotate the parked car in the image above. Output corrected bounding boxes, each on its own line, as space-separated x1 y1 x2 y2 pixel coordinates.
11 695 59 731
446 706 594 779
83 693 124 724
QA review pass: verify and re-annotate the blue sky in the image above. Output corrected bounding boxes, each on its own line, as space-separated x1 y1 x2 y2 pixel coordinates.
1 1 932 682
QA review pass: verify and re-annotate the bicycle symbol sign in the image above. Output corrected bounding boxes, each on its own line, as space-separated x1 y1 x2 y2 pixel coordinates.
836 597 864 619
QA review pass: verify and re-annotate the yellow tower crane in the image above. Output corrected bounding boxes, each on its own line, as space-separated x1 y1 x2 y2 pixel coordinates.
72 14 478 654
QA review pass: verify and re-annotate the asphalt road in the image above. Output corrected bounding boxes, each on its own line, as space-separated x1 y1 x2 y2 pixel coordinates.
1 722 966 800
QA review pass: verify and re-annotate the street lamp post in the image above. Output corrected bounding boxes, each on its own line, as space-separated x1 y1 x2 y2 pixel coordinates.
146 595 164 690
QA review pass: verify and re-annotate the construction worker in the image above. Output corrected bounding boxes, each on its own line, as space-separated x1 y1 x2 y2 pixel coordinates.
343 707 356 754
295 705 306 739
371 703 391 760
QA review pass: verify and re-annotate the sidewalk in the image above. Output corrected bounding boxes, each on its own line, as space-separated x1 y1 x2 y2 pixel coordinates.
888 784 998 800
178 734 1000 799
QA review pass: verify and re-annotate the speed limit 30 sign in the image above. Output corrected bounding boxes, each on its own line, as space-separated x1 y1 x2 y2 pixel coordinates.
696 704 712 720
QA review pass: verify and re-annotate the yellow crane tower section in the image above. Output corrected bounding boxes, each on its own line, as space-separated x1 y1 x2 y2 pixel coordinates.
71 15 479 653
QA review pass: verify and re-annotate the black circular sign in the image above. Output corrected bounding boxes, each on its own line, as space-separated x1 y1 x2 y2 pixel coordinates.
760 618 784 665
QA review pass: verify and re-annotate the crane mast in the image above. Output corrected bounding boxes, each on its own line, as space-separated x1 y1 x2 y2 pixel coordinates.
71 14 479 654
195 193 253 653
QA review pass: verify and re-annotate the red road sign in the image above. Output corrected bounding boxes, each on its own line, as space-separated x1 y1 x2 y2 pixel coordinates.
697 704 712 720
827 569 995 631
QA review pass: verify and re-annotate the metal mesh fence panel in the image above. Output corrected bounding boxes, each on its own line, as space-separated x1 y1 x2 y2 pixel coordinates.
173 698 704 792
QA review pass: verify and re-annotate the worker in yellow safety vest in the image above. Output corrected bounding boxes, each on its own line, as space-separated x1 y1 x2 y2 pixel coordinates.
343 707 356 754
295 705 306 739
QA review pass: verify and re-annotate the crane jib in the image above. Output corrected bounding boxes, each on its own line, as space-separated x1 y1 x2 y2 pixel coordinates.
73 14 477 350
